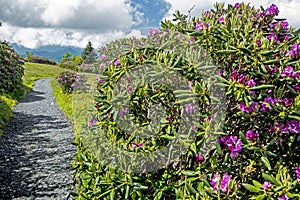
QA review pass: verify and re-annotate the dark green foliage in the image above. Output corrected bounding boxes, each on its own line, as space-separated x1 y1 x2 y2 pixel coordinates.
0 40 24 94
81 41 97 64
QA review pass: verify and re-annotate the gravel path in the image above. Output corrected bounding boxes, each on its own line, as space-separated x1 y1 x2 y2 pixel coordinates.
0 78 76 200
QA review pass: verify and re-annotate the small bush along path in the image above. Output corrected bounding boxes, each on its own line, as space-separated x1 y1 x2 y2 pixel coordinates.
0 78 75 199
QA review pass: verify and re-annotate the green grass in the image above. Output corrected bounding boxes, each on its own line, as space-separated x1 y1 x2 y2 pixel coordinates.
51 72 98 134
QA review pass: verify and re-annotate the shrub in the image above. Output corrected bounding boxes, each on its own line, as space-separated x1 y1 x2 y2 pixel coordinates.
57 71 80 94
27 55 56 65
0 40 24 94
72 2 300 199
59 60 80 71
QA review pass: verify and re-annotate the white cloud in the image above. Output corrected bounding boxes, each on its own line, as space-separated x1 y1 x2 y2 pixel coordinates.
0 0 135 30
0 23 145 49
163 0 300 28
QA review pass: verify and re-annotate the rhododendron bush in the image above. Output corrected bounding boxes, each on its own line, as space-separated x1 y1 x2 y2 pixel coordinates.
0 40 24 94
72 2 300 199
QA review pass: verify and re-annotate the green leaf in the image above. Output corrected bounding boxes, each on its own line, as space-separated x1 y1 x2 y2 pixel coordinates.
250 85 275 90
286 84 297 95
216 141 222 155
263 59 280 65
260 50 274 56
182 170 198 177
262 173 280 186
110 189 115 200
252 180 262 188
261 156 272 170
288 115 300 121
186 182 197 194
216 49 239 54
254 194 266 200
242 183 261 193
189 31 204 36
238 47 252 54
125 185 130 199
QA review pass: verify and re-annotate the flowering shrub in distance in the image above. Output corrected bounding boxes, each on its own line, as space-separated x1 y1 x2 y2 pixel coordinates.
72 2 300 199
57 71 80 94
0 40 24 94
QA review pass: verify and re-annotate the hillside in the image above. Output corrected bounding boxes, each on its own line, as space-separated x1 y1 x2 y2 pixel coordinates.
10 43 83 62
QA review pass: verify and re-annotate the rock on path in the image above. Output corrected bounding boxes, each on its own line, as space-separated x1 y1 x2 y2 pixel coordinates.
0 78 76 200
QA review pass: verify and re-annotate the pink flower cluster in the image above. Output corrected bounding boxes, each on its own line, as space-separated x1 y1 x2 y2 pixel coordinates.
210 173 234 193
219 136 243 158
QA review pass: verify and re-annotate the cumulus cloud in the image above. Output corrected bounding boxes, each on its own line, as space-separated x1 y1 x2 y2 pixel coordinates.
163 0 300 28
0 0 135 31
0 22 143 49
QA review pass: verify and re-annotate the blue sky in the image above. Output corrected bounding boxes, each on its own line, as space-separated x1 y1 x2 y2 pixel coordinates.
0 0 299 49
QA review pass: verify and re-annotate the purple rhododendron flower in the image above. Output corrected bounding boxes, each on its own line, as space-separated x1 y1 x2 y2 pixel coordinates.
88 118 97 128
210 173 219 192
239 102 258 113
247 79 256 87
204 116 213 122
234 3 241 9
127 86 133 94
265 4 279 16
218 15 224 22
260 97 277 112
125 77 131 82
220 173 231 193
238 74 246 84
4 57 10 62
97 76 105 83
280 21 289 29
195 154 204 164
100 54 107 61
71 83 76 88
149 28 160 36
132 142 142 148
99 63 105 69
280 120 300 134
210 173 234 193
296 167 300 183
262 181 272 190
192 125 198 131
185 104 195 114
277 194 289 200
286 43 300 58
195 21 209 30
187 80 193 90
190 36 195 42
219 136 243 158
281 66 294 77
231 70 238 80
114 60 121 66
195 21 203 30
245 130 259 142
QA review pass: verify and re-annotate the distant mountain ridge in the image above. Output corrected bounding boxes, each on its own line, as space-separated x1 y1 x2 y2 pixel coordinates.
10 43 83 62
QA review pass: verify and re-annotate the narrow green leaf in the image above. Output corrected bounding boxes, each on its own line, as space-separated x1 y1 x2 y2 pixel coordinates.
216 49 239 54
186 182 197 194
242 183 261 193
250 85 275 90
261 156 271 170
182 170 198 177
